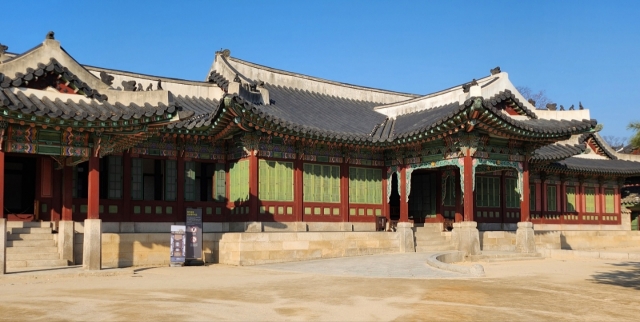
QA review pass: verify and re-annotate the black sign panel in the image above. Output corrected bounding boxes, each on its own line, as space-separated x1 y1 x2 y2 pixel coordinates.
185 208 203 259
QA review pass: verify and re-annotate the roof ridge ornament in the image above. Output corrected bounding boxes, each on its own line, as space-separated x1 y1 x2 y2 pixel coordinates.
528 99 536 107
546 103 557 111
99 71 114 86
462 79 479 95
46 31 55 40
0 43 7 55
490 66 501 75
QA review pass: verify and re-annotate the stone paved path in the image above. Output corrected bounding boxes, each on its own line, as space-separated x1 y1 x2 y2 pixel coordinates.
254 252 465 278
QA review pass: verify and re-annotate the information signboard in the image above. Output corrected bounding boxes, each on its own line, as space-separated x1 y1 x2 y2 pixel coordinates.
185 208 203 259
170 225 186 265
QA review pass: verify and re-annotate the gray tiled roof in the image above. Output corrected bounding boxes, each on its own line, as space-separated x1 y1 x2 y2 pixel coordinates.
0 58 107 102
542 157 640 175
531 143 586 162
260 83 386 136
389 102 463 139
0 88 179 122
207 70 229 91
578 132 618 159
167 95 220 130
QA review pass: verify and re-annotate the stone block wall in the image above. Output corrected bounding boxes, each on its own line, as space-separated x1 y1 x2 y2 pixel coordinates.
557 230 640 250
479 230 561 251
214 231 400 266
73 230 399 267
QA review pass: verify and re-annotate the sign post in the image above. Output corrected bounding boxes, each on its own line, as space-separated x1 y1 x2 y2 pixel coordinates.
169 225 186 267
185 208 203 265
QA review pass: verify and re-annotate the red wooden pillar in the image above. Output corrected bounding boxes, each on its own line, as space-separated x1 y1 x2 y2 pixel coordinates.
122 152 132 222
520 161 530 222
176 155 185 222
62 165 73 221
340 163 349 222
0 150 4 219
399 165 409 222
294 159 303 222
248 151 259 221
87 155 100 220
463 152 474 221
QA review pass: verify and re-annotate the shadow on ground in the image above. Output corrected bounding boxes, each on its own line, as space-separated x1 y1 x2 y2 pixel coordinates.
590 261 640 290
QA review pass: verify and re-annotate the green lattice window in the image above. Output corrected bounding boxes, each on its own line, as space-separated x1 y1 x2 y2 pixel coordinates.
632 213 639 231
443 175 455 207
349 167 382 204
529 184 536 211
184 161 196 201
605 188 615 214
131 158 143 200
303 163 340 203
585 187 596 213
131 158 176 201
259 160 294 201
214 163 226 202
107 156 123 199
165 160 177 201
230 160 249 202
547 185 557 212
476 176 500 207
505 178 520 208
566 186 577 212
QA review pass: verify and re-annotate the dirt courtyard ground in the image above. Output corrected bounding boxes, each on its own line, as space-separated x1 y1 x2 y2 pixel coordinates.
1 254 639 321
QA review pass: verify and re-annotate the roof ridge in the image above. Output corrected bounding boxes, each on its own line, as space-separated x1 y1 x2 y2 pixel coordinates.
225 55 420 99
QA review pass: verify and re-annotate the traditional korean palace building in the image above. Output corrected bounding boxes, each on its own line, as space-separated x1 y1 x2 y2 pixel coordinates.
2 33 640 270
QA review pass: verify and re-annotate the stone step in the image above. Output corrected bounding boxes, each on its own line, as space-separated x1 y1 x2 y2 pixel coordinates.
415 239 452 246
413 231 451 237
7 233 56 241
6 221 52 228
416 245 456 252
6 246 58 254
6 259 68 268
468 252 542 262
7 239 56 247
6 252 61 261
414 235 451 241
414 225 443 233
483 256 545 263
10 227 53 234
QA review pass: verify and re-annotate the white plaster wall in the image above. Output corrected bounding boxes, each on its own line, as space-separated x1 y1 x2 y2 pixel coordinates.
212 55 416 104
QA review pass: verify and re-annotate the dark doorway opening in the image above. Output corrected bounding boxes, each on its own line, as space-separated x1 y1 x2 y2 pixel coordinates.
389 173 400 221
4 156 37 215
408 170 437 224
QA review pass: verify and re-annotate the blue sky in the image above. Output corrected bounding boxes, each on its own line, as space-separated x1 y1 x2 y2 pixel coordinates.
3 1 639 141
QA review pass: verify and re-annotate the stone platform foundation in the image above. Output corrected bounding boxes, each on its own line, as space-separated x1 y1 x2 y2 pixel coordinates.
58 221 74 265
82 219 101 270
0 218 6 274
456 221 481 256
397 222 415 253
515 222 536 253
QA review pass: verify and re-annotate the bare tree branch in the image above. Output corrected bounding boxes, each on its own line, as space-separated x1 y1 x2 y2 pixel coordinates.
516 86 553 110
601 135 628 150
